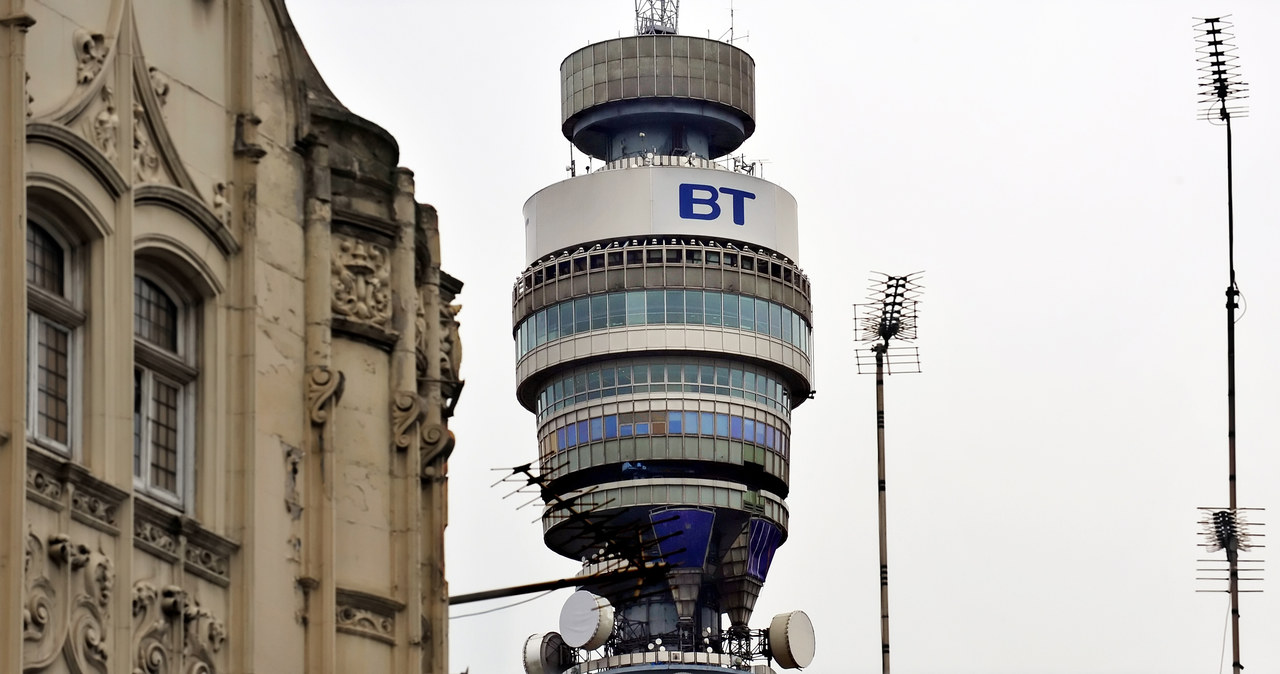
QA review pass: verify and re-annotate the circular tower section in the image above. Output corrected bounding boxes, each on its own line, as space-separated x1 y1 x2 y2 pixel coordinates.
514 27 813 672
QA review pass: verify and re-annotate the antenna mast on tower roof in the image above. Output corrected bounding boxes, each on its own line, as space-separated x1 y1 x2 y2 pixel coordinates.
636 0 678 35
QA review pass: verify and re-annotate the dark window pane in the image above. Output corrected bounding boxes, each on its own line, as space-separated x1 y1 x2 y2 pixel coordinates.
133 369 143 476
686 290 703 325
730 416 743 439
547 305 560 340
755 299 769 334
35 320 70 445
724 293 739 327
739 296 754 330
704 292 722 326
667 411 681 434
665 290 684 324
26 223 65 295
560 303 575 336
575 298 591 333
604 416 618 439
627 290 646 325
134 276 178 351
608 293 627 327
591 295 608 329
150 378 181 493
646 289 666 324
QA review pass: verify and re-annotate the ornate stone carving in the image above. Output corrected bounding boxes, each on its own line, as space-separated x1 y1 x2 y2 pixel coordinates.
26 465 63 503
65 550 115 673
135 518 178 556
73 28 107 84
414 287 429 380
133 101 162 183
331 234 392 327
184 540 230 584
49 533 92 570
22 531 58 666
211 182 229 225
307 366 345 426
438 303 463 383
420 423 456 479
233 112 267 161
183 599 227 673
24 532 114 671
392 390 422 452
132 582 176 674
148 66 170 108
72 488 119 529
88 85 119 161
132 583 226 674
335 604 395 645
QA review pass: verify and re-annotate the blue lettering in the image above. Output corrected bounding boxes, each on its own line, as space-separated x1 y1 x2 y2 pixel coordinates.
679 183 720 220
678 183 756 225
717 187 756 225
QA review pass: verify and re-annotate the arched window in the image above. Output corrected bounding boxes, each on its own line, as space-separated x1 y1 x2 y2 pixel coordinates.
133 274 197 507
26 221 85 454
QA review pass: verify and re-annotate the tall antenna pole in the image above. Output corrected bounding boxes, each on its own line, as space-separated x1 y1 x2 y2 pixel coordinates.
856 273 923 674
1193 17 1253 674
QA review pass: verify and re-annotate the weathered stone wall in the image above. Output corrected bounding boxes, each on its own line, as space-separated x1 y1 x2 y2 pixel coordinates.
0 1 463 672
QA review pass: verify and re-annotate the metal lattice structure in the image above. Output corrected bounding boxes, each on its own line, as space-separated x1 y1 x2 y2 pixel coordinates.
636 0 679 35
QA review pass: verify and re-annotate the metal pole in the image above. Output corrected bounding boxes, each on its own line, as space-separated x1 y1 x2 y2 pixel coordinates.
1223 111 1242 674
875 343 891 674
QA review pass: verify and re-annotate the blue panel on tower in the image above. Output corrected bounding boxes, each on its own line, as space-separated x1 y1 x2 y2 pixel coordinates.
650 508 715 570
746 518 783 581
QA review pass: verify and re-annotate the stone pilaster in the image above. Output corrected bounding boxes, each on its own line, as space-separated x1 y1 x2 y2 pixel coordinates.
0 4 35 671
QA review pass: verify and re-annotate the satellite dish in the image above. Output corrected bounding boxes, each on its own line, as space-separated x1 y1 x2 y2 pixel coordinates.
522 632 567 674
558 590 614 650
768 610 816 669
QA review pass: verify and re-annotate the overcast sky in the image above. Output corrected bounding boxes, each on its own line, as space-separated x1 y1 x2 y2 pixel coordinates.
291 2 1280 672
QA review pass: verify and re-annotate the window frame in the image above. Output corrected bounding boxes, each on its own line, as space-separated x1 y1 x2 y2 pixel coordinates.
132 273 199 510
25 220 86 457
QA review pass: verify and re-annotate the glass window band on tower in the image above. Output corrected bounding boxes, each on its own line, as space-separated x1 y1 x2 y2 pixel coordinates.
515 289 812 359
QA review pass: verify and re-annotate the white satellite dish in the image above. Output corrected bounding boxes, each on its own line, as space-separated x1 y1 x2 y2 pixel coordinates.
558 590 615 650
768 610 816 669
522 632 567 674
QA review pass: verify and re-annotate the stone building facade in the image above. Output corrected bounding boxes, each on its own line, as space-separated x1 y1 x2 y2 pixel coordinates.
0 1 463 672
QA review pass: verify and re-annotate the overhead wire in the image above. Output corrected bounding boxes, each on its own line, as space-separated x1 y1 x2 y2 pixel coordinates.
448 589 558 620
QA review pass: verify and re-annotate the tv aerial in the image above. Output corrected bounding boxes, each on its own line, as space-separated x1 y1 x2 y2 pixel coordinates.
1191 17 1264 674
854 272 923 674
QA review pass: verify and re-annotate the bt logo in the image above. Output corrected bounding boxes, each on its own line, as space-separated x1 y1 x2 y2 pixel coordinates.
679 183 756 226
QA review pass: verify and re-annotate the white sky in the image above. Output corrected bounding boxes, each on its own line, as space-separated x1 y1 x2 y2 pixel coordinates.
291 2 1280 672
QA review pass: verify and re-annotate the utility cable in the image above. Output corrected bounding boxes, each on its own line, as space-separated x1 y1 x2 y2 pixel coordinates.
448 589 558 619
